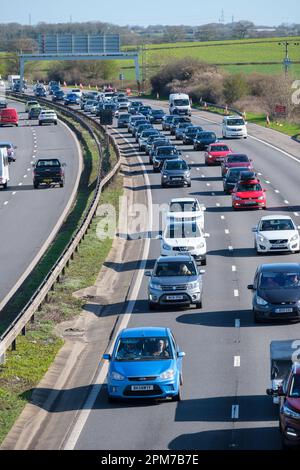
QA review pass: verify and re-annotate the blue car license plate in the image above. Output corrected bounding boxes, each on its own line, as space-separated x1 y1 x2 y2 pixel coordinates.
131 385 154 391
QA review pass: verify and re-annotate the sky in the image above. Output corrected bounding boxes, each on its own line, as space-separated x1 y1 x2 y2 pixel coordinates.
0 0 299 27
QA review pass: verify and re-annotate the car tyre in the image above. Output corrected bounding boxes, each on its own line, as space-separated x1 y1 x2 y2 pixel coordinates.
254 311 263 324
195 300 202 309
201 258 207 266
187 182 191 188
172 386 182 402
107 394 118 404
34 182 39 189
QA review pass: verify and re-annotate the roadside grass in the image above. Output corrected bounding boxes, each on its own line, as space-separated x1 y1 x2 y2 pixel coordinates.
0 116 100 335
0 173 123 445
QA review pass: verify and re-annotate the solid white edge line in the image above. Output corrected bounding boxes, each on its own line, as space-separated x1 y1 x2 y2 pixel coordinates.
63 132 153 450
234 289 239 297
228 246 233 251
232 265 236 272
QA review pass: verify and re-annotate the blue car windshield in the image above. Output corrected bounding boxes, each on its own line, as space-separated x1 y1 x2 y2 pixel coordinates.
260 272 300 289
115 337 173 361
289 375 300 397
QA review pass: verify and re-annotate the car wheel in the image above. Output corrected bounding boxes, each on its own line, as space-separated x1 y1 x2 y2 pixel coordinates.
39 122 42 126
34 182 39 189
161 183 167 188
172 386 182 402
201 258 207 266
60 181 64 188
180 373 183 386
195 300 202 309
54 121 58 125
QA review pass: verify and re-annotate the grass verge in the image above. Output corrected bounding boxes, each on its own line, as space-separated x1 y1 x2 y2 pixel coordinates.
0 173 123 445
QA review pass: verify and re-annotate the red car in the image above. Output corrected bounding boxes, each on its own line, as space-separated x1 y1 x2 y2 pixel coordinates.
0 108 19 127
232 178 267 210
267 363 300 448
204 143 232 165
221 153 253 177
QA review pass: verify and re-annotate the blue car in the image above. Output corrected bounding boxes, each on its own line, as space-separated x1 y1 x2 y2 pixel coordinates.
103 327 185 402
64 93 80 105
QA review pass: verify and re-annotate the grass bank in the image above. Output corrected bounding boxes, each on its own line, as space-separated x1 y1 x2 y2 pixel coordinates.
0 173 123 445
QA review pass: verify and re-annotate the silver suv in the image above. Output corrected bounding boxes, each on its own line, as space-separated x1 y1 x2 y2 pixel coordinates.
145 255 204 310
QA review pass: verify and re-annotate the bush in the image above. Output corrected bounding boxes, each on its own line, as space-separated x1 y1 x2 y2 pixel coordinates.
223 74 249 104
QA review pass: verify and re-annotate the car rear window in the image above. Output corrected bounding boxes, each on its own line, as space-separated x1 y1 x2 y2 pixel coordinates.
211 145 229 152
157 147 176 155
36 159 61 167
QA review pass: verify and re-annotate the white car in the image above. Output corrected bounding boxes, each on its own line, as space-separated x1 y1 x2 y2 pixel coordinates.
38 109 58 126
71 88 82 98
253 215 300 254
222 115 247 139
84 100 98 113
167 198 205 230
160 219 209 265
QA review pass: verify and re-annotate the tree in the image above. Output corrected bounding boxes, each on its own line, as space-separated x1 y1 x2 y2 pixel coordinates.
223 74 249 104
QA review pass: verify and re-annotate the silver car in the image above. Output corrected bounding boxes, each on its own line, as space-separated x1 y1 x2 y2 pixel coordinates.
145 255 204 310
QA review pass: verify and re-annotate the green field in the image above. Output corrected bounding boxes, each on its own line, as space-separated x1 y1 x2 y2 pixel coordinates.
118 36 300 80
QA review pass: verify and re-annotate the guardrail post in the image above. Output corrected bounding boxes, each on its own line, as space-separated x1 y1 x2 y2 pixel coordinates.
11 339 16 351
51 284 55 291
31 314 35 323
22 326 26 336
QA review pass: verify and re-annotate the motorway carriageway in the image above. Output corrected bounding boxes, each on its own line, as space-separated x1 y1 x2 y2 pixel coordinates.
21 93 300 450
66 98 300 450
0 99 81 318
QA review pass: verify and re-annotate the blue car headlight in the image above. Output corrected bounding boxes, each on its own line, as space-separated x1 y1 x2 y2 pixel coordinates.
160 369 175 380
256 295 268 306
149 282 162 290
111 371 125 381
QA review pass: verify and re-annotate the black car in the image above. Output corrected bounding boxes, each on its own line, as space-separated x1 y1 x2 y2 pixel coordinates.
147 109 165 123
223 167 249 194
0 99 7 109
52 90 65 102
117 113 130 128
35 88 47 97
96 102 117 116
149 139 171 163
153 146 181 172
33 158 66 189
161 158 191 188
248 263 300 323
170 116 191 135
145 134 163 155
28 106 42 120
175 122 193 140
139 106 152 117
193 131 217 150
128 101 143 115
182 126 203 145
162 115 175 131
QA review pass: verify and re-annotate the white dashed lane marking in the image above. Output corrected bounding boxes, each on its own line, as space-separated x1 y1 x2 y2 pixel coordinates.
4 201 8 205
221 215 225 220
231 405 239 420
225 229 230 234
235 319 240 328
234 356 241 367
284 200 289 204
228 246 233 251
232 266 236 272
234 289 239 297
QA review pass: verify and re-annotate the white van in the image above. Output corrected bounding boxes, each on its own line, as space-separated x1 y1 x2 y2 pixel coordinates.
222 115 248 139
0 148 9 189
169 93 191 116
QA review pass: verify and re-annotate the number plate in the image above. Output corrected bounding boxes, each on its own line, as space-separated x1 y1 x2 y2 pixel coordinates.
275 308 293 313
131 385 154 391
172 177 182 180
43 179 52 183
166 295 184 300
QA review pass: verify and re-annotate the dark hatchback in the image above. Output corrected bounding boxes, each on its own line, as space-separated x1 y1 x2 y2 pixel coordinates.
193 131 217 150
248 263 300 323
147 109 165 123
149 139 171 163
52 90 65 102
223 167 250 194
182 126 203 145
170 116 191 135
153 146 181 172
162 115 175 131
